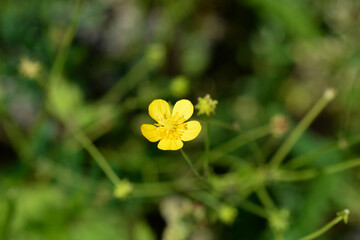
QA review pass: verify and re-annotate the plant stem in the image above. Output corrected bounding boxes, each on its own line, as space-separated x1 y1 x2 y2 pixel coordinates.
49 0 84 86
299 209 349 240
180 149 202 179
211 125 270 162
276 157 360 182
269 89 336 168
1 191 16 240
66 121 121 185
100 57 149 104
0 117 32 164
256 187 276 210
204 118 210 176
239 200 268 219
324 158 360 174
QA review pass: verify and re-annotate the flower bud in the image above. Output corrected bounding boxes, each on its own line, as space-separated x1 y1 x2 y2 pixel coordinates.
218 205 238 225
195 94 218 116
114 179 133 199
270 114 289 138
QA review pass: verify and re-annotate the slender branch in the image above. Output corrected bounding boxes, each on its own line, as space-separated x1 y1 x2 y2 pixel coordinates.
204 118 210 176
276 157 360 182
49 0 84 86
256 187 276 210
285 134 360 169
211 125 270 162
239 200 268 219
1 191 16 240
65 121 121 185
269 89 336 168
299 209 349 240
180 149 202 179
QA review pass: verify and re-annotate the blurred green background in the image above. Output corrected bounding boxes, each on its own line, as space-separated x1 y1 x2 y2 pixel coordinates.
1 0 360 239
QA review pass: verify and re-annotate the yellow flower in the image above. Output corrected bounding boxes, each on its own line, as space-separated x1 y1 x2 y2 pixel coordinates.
141 99 202 151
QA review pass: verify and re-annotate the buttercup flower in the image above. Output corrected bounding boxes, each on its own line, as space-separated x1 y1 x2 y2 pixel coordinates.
141 99 202 150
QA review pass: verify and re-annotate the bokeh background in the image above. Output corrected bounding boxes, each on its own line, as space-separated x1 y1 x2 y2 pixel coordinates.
1 0 360 239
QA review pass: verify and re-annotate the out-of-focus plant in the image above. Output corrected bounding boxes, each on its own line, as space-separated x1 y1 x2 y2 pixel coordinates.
2 0 360 239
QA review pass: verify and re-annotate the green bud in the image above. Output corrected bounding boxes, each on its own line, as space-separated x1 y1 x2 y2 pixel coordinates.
268 209 290 233
114 179 133 199
195 94 218 116
218 205 238 225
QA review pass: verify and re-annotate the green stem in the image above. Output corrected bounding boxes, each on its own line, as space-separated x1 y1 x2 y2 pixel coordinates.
299 209 349 240
340 69 358 138
204 118 210 176
239 200 268 219
1 191 16 240
180 149 202 179
285 134 360 169
0 117 32 164
100 58 149 104
66 122 121 185
324 158 360 174
276 157 360 182
211 125 270 162
49 0 84 86
269 89 336 168
256 187 276 210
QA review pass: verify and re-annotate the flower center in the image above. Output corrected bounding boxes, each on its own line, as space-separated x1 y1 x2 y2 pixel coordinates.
156 118 186 140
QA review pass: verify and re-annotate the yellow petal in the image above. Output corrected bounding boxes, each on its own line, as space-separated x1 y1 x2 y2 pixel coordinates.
141 124 161 142
157 139 183 151
180 121 202 141
171 99 194 123
149 99 171 123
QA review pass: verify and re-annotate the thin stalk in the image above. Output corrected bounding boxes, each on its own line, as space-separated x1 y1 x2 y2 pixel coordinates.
204 118 210 177
211 125 270 162
1 117 32 164
340 69 358 138
285 134 360 169
100 58 149 104
256 187 276 210
239 200 268 219
299 210 349 240
49 0 84 86
66 121 121 185
1 191 16 240
276 157 360 182
269 89 336 168
180 149 202 179
324 158 360 174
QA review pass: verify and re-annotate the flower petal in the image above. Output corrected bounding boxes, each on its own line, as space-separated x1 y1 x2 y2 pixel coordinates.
149 99 171 123
171 99 194 123
141 124 161 142
157 139 184 151
180 121 202 141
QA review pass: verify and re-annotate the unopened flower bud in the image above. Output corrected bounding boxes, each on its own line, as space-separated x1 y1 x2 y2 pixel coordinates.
323 88 337 101
195 94 218 116
218 205 238 225
114 179 133 199
269 209 290 232
270 114 289 138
